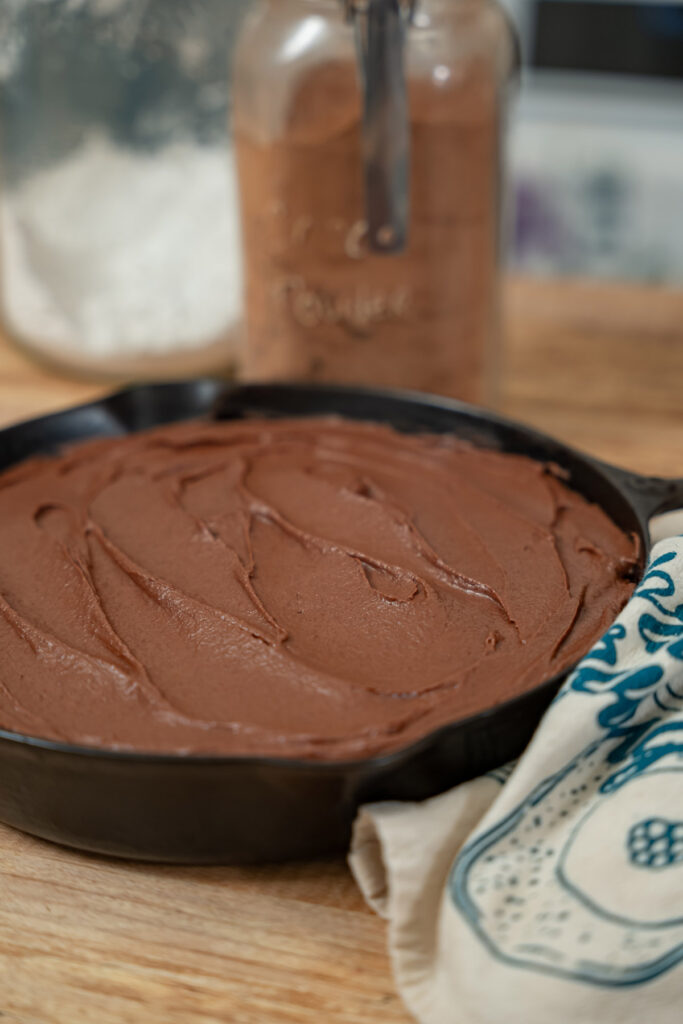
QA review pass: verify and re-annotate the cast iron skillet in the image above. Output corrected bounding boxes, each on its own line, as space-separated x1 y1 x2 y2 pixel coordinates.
0 380 681 863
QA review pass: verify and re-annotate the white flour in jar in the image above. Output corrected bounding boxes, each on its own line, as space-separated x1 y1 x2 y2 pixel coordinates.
0 133 243 371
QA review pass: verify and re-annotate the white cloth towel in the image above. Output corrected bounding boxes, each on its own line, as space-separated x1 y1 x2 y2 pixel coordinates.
350 531 683 1024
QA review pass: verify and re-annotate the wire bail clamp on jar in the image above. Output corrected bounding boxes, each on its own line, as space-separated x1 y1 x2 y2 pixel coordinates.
343 0 418 253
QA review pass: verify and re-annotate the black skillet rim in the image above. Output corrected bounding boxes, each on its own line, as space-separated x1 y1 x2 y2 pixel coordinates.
0 379 652 773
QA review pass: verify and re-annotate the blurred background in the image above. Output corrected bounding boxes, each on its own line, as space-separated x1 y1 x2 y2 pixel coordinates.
3 0 681 285
0 0 682 385
501 0 683 282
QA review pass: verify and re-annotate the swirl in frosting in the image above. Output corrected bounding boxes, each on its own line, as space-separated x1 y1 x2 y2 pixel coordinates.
0 417 638 758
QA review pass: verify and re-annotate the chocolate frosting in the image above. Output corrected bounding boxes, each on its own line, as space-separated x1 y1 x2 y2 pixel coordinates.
0 417 638 759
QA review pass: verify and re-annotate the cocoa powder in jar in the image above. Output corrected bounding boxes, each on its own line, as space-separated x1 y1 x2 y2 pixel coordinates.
235 56 500 401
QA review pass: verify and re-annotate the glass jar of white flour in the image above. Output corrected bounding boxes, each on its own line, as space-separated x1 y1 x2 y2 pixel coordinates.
0 0 250 379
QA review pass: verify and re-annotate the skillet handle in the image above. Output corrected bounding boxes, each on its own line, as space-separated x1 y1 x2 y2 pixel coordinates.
606 468 683 521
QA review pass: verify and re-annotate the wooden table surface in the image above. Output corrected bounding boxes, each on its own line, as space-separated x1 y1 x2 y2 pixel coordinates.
0 275 682 1024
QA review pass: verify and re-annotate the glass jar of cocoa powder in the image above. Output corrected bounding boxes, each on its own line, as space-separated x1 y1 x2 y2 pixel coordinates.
233 0 517 404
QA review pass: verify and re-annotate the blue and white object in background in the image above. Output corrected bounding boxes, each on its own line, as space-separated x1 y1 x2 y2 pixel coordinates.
501 0 683 282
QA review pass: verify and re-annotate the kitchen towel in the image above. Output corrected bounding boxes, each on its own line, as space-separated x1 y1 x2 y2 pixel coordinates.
349 533 683 1024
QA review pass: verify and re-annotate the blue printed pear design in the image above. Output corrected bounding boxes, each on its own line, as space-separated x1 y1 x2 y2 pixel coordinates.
451 548 683 986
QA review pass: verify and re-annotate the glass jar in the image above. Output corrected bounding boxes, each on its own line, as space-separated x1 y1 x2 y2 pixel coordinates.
0 0 250 380
233 0 517 403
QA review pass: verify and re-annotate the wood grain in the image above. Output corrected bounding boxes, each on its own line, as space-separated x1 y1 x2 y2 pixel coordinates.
0 274 682 1024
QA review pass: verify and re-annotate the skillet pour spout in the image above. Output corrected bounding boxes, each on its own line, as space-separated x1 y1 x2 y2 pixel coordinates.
0 379 680 863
